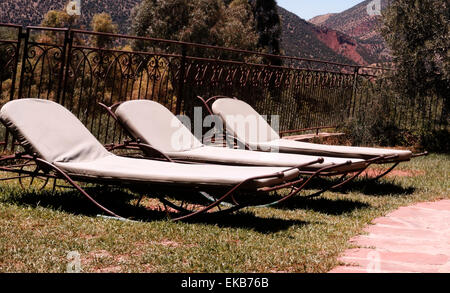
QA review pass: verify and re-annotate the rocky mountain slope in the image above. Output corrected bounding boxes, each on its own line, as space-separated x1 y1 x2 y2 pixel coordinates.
278 6 356 64
310 0 391 62
279 6 381 65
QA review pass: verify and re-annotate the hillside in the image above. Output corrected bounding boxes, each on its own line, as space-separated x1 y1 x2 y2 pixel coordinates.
277 6 356 64
279 6 380 65
0 0 140 33
309 0 391 62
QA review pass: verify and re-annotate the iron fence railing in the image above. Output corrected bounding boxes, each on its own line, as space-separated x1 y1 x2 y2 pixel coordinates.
0 23 447 151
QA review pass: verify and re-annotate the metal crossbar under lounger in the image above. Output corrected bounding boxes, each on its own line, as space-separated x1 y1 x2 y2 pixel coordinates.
98 100 383 195
0 99 344 221
198 95 428 181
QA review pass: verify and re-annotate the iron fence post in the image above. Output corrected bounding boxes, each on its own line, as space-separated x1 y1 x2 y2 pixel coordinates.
56 29 69 104
60 29 74 107
350 66 360 119
175 45 187 115
3 26 23 151
9 26 22 101
17 27 30 99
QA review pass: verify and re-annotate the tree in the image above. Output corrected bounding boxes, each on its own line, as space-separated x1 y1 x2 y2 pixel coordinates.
131 0 218 51
40 10 78 43
130 0 259 56
90 13 118 48
41 10 77 29
381 0 449 122
218 0 259 50
249 0 281 57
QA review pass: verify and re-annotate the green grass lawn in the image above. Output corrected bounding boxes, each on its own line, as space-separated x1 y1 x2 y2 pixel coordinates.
0 154 448 273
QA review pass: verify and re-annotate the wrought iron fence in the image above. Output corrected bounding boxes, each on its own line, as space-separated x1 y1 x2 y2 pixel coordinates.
0 24 447 151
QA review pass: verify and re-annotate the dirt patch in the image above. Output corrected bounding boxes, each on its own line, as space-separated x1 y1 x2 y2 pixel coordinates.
362 169 425 178
142 263 156 273
138 198 179 214
151 239 197 248
94 265 122 273
81 250 112 268
151 239 182 247
79 233 98 240
82 250 130 273
269 269 289 273
89 250 112 259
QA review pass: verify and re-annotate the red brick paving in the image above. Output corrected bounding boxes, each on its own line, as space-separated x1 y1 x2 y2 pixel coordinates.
329 200 450 273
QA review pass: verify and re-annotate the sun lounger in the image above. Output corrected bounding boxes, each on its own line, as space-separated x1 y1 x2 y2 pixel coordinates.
0 99 329 221
100 100 375 177
98 100 390 196
201 96 426 179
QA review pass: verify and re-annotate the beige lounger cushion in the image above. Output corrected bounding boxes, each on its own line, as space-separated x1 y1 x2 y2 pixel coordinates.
211 98 280 143
0 99 299 189
166 146 366 173
115 100 203 152
55 154 300 189
0 99 110 163
256 139 412 161
115 100 366 172
212 98 412 161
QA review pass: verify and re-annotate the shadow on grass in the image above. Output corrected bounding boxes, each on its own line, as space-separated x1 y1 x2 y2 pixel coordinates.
337 178 416 196
0 187 167 220
267 177 416 215
185 212 311 234
274 196 370 215
304 176 416 197
0 187 309 233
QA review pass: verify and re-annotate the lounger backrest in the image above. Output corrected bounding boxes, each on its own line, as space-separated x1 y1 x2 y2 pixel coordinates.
0 99 110 163
211 98 280 144
115 100 203 152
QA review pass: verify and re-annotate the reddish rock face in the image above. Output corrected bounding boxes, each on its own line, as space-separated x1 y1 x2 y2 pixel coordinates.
279 1 390 66
313 26 368 65
309 0 392 65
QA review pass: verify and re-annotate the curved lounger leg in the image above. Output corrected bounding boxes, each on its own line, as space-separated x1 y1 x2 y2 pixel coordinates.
249 160 357 207
285 156 385 199
168 158 325 221
17 159 50 191
35 158 125 220
292 161 362 199
0 154 50 190
303 169 366 199
169 179 257 222
363 153 427 182
168 159 361 213
1 154 123 219
157 191 245 218
328 155 388 189
368 162 400 181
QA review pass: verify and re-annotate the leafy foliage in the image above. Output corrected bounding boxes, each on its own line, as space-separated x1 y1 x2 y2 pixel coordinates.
131 0 226 50
381 0 450 122
131 0 268 58
90 13 118 48
41 10 78 29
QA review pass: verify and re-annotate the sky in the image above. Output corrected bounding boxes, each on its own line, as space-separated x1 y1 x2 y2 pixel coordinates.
276 0 365 20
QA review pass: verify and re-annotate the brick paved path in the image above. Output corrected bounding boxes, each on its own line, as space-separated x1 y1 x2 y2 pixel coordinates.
329 200 450 273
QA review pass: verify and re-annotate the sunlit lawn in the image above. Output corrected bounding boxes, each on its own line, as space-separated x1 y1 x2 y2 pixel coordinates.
0 154 448 273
